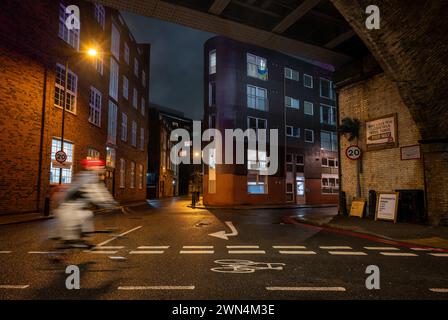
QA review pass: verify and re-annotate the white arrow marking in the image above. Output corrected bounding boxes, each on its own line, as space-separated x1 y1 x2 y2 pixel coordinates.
208 221 238 240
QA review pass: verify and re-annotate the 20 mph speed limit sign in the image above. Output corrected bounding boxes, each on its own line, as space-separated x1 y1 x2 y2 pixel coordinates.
55 150 67 163
346 145 362 160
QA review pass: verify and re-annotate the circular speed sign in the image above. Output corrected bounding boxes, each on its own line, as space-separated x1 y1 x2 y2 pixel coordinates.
345 145 361 160
55 150 67 163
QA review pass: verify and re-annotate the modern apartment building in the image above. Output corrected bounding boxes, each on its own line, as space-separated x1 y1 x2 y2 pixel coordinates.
0 0 149 214
203 36 338 206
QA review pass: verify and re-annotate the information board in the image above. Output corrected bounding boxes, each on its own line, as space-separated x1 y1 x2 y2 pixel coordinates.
375 192 399 223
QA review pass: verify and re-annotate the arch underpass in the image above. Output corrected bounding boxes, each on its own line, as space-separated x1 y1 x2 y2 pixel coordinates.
96 0 448 224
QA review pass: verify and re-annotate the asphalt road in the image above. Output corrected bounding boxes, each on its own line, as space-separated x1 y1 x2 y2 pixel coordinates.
0 197 447 300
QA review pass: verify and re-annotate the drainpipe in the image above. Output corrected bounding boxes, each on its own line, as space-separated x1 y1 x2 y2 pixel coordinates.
334 83 344 215
38 65 48 215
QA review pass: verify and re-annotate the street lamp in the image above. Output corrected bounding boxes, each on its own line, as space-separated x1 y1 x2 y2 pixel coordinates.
58 46 98 184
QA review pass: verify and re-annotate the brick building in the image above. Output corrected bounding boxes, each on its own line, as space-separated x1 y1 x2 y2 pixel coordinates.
203 36 339 206
0 0 149 214
147 105 194 199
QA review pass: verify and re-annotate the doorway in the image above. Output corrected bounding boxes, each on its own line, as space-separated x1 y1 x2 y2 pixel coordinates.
296 175 305 204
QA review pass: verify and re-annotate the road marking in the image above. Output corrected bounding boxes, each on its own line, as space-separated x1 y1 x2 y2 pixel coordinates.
138 246 170 249
430 288 448 293
320 246 352 250
411 247 434 251
0 285 30 289
429 253 448 257
86 250 118 254
380 252 417 257
130 250 164 254
28 251 59 254
96 225 143 247
109 256 126 260
279 251 316 255
209 221 238 240
228 250 266 254
118 286 195 290
273 246 306 249
179 250 214 254
227 245 259 249
364 246 399 251
0 251 12 254
94 246 124 250
266 286 346 292
183 246 214 249
328 251 367 256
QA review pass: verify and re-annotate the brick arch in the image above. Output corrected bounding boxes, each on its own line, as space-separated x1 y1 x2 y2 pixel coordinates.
331 0 448 140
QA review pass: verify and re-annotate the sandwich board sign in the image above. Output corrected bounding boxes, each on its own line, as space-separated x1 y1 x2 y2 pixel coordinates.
349 199 366 218
375 192 399 223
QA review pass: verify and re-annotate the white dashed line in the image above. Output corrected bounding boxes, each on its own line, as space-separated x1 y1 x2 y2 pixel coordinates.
279 251 316 255
0 285 30 289
226 245 260 249
320 246 352 250
86 250 118 254
411 247 433 251
94 246 124 250
28 251 59 254
0 251 12 254
266 287 346 292
429 253 448 257
130 250 164 254
328 251 367 256
183 246 214 249
138 246 170 249
228 250 266 254
364 247 399 251
109 256 126 260
380 252 418 257
118 286 195 290
179 250 214 254
273 246 306 249
430 288 448 293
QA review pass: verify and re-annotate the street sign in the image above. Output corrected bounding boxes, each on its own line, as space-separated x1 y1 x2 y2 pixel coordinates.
345 145 362 160
55 150 67 163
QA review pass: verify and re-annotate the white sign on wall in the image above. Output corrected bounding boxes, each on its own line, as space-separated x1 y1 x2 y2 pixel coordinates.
366 114 398 150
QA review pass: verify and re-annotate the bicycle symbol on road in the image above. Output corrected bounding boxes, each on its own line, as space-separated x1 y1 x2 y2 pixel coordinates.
211 259 285 274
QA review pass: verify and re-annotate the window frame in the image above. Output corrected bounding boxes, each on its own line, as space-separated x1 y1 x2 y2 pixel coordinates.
304 101 314 115
88 86 102 127
304 74 313 88
304 129 314 143
247 85 268 111
54 63 78 114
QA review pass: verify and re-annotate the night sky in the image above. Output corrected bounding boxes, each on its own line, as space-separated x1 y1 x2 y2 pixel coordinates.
122 11 215 121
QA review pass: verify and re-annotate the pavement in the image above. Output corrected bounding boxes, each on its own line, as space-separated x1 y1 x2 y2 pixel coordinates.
0 197 447 300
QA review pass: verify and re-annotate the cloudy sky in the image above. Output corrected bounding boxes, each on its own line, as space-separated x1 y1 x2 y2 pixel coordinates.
122 11 214 121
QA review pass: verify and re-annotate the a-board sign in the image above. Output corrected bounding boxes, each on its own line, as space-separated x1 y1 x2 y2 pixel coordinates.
375 192 399 223
349 199 366 218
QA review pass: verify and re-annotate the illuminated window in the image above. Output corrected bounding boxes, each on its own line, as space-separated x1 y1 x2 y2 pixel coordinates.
247 85 267 111
119 158 126 188
209 50 216 74
106 147 116 168
130 161 135 188
284 68 299 81
285 96 299 109
247 53 268 80
50 138 73 184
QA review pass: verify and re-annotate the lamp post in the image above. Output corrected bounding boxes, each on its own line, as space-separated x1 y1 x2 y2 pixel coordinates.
58 47 98 184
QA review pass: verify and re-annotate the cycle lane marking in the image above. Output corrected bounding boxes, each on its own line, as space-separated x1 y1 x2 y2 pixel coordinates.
266 287 346 292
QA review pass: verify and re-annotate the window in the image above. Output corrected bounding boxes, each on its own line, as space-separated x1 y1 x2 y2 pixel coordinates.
247 53 268 80
134 58 139 77
131 121 137 146
208 148 216 194
142 71 146 87
58 3 79 50
304 74 313 88
320 104 336 125
140 127 145 150
87 148 100 160
141 97 145 116
107 101 118 144
209 50 216 74
109 58 119 101
284 68 299 81
133 88 138 108
304 129 314 143
94 52 104 75
106 147 116 168
286 126 300 138
209 82 216 106
322 157 338 168
247 117 267 131
138 164 143 189
121 113 127 141
89 86 102 126
119 158 126 188
320 78 334 99
247 85 268 111
124 42 130 64
285 96 299 109
123 76 128 100
321 131 338 151
304 101 314 115
50 138 73 184
286 153 293 172
322 174 339 194
94 4 105 30
54 64 77 113
130 161 135 188
247 172 268 194
111 23 120 60
247 149 268 171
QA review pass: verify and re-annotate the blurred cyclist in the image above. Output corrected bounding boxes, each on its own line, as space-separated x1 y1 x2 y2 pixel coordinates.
51 158 117 249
